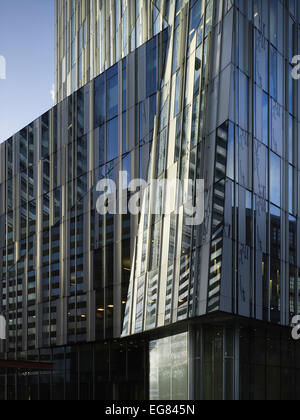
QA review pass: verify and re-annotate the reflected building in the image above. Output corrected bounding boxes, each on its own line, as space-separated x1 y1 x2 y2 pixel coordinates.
1 0 300 400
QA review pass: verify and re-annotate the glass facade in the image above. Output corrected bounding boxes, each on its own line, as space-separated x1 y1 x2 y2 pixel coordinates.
1 0 300 400
55 0 170 102
0 32 167 354
218 0 300 325
149 333 189 400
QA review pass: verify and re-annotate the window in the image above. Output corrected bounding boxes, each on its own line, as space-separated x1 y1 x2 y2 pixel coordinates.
289 165 296 215
270 47 277 100
262 91 268 145
270 0 278 47
94 74 105 128
147 37 157 96
106 117 119 163
149 333 188 400
270 152 281 207
107 65 119 121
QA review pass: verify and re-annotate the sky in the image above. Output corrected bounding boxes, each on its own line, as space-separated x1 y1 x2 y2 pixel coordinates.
0 0 55 143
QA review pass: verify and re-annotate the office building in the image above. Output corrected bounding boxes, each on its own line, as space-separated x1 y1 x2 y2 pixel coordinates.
0 0 300 400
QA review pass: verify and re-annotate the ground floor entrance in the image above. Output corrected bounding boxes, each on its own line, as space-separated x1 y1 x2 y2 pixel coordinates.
0 316 299 400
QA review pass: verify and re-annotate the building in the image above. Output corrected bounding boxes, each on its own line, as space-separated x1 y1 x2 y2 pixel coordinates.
0 0 300 400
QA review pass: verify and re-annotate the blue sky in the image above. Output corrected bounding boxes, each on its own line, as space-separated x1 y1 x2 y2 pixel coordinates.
0 0 55 143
